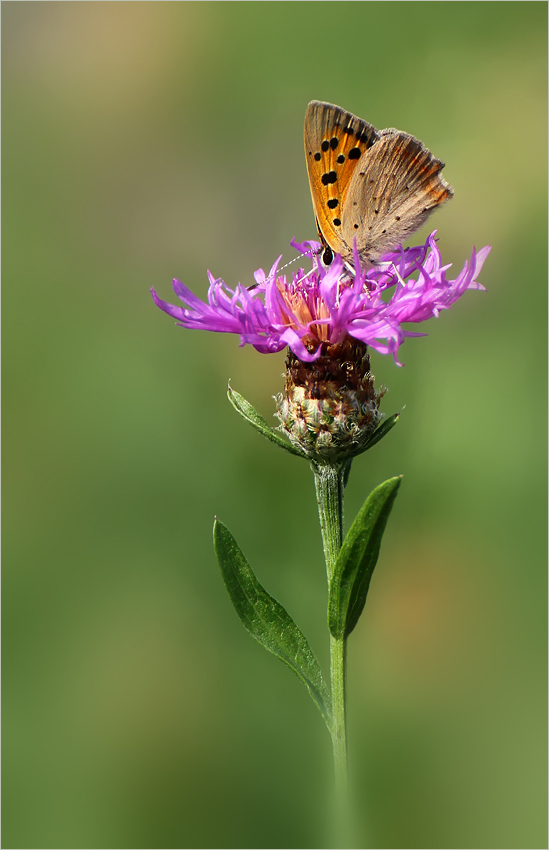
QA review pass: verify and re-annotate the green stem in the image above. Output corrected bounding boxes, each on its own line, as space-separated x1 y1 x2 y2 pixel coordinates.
313 463 344 581
312 462 350 847
330 633 348 810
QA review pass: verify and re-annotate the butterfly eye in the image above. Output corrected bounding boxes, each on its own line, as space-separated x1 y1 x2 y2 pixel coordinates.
322 247 334 266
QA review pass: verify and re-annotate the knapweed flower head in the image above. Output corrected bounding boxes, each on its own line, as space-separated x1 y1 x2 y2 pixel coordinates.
152 232 489 460
151 232 490 367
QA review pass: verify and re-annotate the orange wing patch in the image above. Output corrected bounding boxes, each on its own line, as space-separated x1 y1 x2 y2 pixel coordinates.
304 101 379 255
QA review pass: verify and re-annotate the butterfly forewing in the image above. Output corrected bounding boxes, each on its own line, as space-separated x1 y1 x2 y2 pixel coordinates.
304 101 380 258
304 101 453 267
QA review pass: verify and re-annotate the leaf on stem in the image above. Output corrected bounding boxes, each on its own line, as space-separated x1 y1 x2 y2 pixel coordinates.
213 518 332 727
362 413 400 452
227 385 306 458
328 476 402 639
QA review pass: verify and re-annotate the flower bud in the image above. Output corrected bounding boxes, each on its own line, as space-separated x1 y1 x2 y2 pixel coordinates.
275 337 385 461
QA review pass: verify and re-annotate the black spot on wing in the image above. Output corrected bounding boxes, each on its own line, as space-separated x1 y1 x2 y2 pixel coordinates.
321 171 337 185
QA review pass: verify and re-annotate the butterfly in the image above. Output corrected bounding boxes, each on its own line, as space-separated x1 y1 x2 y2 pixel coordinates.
304 100 453 269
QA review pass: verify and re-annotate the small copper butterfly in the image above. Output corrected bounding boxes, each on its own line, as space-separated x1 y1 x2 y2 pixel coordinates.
304 100 453 267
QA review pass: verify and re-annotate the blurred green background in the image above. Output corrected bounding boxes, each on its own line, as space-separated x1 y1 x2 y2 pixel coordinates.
3 3 547 848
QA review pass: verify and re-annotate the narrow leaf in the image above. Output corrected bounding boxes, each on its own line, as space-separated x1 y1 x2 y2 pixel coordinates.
227 386 305 458
362 413 400 452
213 518 331 726
328 476 402 639
342 458 353 489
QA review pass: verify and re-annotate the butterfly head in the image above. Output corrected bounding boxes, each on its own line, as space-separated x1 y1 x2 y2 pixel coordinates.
321 245 334 267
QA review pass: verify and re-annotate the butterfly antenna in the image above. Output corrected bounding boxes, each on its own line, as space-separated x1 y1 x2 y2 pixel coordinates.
247 246 320 290
277 254 306 274
281 243 323 274
390 262 407 288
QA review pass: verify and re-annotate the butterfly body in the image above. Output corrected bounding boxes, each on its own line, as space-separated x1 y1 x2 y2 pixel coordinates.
304 101 453 268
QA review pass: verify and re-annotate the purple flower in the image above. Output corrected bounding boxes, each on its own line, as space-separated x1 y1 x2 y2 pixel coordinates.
151 232 490 365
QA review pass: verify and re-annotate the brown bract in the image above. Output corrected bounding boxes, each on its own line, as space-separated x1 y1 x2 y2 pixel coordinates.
276 337 386 461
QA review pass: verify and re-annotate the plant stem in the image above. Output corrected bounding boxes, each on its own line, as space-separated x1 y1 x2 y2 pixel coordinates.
313 463 344 582
330 633 348 821
313 462 350 847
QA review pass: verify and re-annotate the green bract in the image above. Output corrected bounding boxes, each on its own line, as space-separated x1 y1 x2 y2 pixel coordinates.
227 385 305 458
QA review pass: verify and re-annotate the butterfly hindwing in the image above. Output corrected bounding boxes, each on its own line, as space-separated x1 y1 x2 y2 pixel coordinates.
342 129 453 264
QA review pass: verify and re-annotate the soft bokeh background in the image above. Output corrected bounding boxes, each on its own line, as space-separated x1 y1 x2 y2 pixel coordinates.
3 3 547 848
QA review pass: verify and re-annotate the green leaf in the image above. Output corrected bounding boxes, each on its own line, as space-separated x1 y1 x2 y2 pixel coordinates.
213 518 331 726
342 458 353 489
328 476 402 639
362 413 400 452
227 385 305 458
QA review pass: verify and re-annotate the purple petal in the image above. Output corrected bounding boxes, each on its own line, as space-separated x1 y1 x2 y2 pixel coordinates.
152 230 489 364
